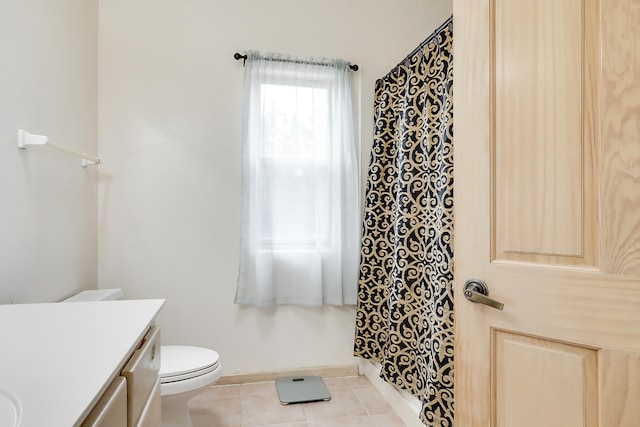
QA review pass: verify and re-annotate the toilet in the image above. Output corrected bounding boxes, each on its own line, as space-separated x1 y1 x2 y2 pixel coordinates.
158 345 221 427
63 289 222 427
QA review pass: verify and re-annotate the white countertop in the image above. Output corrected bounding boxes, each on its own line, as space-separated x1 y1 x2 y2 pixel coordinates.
0 299 165 427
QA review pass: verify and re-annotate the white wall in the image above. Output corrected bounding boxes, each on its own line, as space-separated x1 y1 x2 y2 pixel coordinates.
0 0 98 304
98 0 452 375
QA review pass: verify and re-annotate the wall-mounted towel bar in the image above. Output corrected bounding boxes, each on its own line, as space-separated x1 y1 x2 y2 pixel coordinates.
17 129 102 167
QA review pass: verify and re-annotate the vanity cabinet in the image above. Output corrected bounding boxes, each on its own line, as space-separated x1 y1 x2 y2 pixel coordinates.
81 326 161 427
0 299 165 427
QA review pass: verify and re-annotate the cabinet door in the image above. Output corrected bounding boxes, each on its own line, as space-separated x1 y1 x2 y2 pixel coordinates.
122 326 161 427
135 379 161 427
81 377 127 427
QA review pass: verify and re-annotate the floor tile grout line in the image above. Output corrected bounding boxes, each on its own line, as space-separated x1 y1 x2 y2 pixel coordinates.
352 389 373 417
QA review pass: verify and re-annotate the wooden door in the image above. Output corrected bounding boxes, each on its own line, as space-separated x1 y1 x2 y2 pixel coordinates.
454 0 640 426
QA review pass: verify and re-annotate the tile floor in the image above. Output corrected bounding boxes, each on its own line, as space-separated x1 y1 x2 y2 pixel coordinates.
188 376 407 427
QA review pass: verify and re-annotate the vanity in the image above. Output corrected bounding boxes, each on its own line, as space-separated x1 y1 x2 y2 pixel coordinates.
0 299 165 426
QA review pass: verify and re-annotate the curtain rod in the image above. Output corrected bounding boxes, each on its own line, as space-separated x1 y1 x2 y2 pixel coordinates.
233 52 358 71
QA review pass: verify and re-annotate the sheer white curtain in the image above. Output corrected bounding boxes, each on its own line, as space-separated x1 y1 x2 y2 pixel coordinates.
235 51 360 308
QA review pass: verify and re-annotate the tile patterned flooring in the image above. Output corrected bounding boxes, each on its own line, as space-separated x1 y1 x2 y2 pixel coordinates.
188 376 407 427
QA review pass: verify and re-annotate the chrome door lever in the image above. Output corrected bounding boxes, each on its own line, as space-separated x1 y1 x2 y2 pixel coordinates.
463 280 504 311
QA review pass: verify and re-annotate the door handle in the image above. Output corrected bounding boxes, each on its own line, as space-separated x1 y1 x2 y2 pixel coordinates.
463 280 504 311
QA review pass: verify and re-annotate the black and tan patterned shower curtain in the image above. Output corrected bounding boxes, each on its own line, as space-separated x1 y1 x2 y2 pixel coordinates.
354 17 454 427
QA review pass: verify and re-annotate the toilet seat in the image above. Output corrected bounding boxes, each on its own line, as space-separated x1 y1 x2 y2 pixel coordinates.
159 346 222 397
161 363 219 383
160 346 220 382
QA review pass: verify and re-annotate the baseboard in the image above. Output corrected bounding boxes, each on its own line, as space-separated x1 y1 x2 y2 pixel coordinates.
358 358 424 427
217 364 359 385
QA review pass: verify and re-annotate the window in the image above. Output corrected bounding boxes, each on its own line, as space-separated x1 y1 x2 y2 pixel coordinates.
235 52 360 307
258 82 332 250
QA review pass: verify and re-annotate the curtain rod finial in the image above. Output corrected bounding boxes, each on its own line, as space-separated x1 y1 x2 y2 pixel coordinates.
234 52 247 65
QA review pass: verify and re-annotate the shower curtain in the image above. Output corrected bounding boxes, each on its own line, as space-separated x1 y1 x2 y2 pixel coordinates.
353 17 454 427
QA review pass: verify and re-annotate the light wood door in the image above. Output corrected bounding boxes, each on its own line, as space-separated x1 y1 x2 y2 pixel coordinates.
453 0 640 425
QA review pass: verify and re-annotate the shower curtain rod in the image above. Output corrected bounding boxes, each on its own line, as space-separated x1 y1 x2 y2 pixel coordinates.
233 52 359 71
394 15 453 70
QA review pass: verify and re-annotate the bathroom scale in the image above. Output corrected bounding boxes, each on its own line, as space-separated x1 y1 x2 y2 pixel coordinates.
275 376 331 404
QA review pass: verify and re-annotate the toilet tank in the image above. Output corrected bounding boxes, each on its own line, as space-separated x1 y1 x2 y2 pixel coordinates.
62 289 124 302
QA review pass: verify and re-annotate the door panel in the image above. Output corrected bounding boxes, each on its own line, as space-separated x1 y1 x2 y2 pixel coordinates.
493 331 598 427
454 0 640 425
493 0 594 264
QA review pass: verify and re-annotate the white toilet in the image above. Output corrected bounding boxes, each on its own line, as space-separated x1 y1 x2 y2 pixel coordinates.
158 345 221 426
63 289 222 427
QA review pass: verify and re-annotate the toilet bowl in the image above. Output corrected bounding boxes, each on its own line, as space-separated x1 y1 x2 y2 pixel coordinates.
159 345 222 427
63 289 222 427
